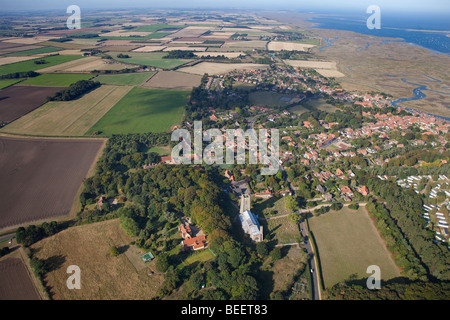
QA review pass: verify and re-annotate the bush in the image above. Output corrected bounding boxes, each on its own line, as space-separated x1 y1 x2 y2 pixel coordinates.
110 246 119 257
348 203 359 210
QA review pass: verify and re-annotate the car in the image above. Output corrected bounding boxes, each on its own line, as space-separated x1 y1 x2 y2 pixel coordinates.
310 268 314 273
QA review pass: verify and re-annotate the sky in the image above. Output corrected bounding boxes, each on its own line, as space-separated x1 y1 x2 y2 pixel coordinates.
0 0 449 15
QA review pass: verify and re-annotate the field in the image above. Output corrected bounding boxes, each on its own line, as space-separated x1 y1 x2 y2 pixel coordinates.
0 85 64 123
299 98 340 113
308 206 400 289
265 216 301 245
86 87 189 135
95 72 154 86
283 59 345 78
30 219 165 299
0 136 104 231
130 24 185 33
195 51 245 58
0 78 22 90
2 85 132 136
20 73 94 86
0 55 83 75
142 70 201 90
112 52 190 69
220 40 268 51
178 62 268 75
249 91 298 107
36 56 132 73
268 41 316 51
0 55 42 66
5 46 63 56
132 46 167 52
0 257 40 300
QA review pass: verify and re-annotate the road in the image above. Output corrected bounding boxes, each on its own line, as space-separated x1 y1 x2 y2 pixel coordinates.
299 220 321 300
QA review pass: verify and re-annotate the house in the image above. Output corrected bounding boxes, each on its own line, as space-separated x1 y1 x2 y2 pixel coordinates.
254 189 272 199
316 185 326 194
160 156 173 164
336 168 344 177
323 193 333 201
341 186 353 196
182 234 207 251
358 186 369 196
179 223 207 251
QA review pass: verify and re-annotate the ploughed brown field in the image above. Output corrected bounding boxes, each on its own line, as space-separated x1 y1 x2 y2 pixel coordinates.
0 257 40 300
0 85 65 123
0 136 104 230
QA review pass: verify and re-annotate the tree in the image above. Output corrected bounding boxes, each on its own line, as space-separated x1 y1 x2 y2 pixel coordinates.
256 242 269 257
285 195 299 213
270 247 282 261
110 246 119 257
156 253 170 273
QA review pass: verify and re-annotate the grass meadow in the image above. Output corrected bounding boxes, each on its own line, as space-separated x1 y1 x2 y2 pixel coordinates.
86 87 189 135
308 206 400 289
0 55 83 75
95 72 154 86
112 52 190 70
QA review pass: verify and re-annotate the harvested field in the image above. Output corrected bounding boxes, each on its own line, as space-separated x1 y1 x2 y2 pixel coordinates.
168 26 214 38
0 85 64 123
220 40 268 50
37 56 133 73
163 46 206 51
315 69 346 78
283 59 346 78
268 41 316 51
0 257 40 300
132 46 166 52
0 44 42 56
30 219 164 300
195 51 245 58
99 30 153 38
2 85 132 136
2 36 58 45
0 55 42 66
178 62 268 75
283 60 337 69
0 136 104 231
308 206 400 289
143 70 201 90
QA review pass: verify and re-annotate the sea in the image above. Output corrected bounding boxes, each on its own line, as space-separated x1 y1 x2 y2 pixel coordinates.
307 11 450 54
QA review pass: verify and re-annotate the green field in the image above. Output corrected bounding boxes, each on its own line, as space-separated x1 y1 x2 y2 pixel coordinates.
0 55 83 76
86 87 189 135
96 72 154 86
112 52 190 70
0 79 22 90
5 46 63 56
308 206 400 289
20 73 93 86
129 24 184 33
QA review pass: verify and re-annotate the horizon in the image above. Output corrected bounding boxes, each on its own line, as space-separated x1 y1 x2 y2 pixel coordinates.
1 0 449 15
